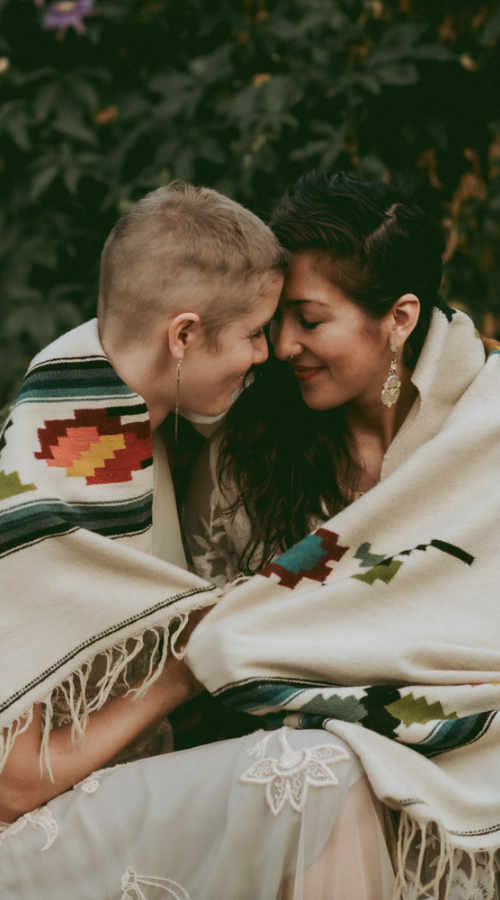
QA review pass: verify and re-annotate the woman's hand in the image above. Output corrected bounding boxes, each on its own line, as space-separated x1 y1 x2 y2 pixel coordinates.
0 654 203 825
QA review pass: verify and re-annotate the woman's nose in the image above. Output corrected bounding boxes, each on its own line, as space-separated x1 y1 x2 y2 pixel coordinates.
274 321 297 361
253 336 269 365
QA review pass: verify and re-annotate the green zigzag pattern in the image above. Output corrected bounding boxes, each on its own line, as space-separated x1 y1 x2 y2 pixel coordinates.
354 542 387 568
385 692 458 727
0 470 36 501
298 692 367 723
353 559 403 585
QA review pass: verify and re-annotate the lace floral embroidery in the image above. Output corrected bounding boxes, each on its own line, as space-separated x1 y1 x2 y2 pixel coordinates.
450 858 498 900
239 727 350 817
120 866 190 899
0 806 58 851
73 762 124 794
432 847 499 900
405 830 500 899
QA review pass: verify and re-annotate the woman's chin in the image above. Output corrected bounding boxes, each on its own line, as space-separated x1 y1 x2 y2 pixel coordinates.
301 391 340 412
299 386 328 409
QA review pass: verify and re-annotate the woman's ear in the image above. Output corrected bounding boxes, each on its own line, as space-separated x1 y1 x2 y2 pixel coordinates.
165 312 201 360
391 294 420 344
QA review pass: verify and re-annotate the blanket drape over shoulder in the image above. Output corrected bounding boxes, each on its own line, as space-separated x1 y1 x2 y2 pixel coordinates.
186 309 500 897
0 320 215 769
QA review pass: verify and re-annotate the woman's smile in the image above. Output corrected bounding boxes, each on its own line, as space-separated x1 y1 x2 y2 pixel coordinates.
292 364 324 381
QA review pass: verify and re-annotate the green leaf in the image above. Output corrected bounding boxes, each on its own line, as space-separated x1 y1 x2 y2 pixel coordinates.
198 136 226 164
189 43 234 84
52 116 99 146
357 74 382 95
413 44 455 62
74 66 112 83
52 298 84 330
149 71 194 95
7 286 43 304
120 92 151 121
94 3 126 20
289 140 330 162
8 66 54 87
32 247 59 270
154 138 180 166
376 63 419 86
262 75 293 115
29 164 59 200
34 82 60 123
4 111 31 151
480 9 500 45
427 118 448 150
378 22 427 50
63 166 81 195
70 78 100 113
173 145 196 181
487 192 500 212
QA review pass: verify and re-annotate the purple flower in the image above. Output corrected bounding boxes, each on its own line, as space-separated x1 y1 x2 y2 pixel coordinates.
43 0 94 35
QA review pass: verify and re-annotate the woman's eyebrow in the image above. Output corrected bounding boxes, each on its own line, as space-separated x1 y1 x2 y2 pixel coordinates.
253 315 275 330
282 298 329 307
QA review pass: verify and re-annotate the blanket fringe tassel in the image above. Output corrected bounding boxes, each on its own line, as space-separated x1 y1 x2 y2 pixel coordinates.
0 600 212 781
393 809 499 899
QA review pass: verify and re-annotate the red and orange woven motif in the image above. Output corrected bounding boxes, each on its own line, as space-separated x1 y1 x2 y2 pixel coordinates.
35 408 152 485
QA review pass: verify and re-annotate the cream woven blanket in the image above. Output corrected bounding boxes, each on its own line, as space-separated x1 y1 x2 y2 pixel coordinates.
187 309 500 895
0 320 215 767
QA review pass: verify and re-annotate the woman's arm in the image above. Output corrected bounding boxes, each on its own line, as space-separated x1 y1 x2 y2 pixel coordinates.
0 655 202 824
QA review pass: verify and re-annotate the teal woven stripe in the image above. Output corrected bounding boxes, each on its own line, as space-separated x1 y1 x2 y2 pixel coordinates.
0 491 153 557
16 357 135 403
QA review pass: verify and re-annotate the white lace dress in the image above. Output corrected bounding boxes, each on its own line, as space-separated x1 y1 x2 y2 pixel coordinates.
180 436 500 900
0 429 398 900
0 727 395 900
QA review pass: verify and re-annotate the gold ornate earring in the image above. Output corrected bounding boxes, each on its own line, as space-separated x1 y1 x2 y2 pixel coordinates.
174 358 182 442
381 344 401 408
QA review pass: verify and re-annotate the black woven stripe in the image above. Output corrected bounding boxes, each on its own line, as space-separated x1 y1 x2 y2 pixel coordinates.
1 585 217 714
29 357 110 372
0 495 153 557
0 520 77 556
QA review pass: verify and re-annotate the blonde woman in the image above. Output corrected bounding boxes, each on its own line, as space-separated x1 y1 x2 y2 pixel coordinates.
0 183 392 899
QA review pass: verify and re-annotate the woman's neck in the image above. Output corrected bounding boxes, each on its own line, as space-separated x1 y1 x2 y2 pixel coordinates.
344 366 418 488
101 333 175 431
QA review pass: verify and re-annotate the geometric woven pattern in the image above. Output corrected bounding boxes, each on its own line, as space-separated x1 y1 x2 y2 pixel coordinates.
0 491 153 559
0 469 36 501
260 528 349 589
218 677 496 758
385 692 458 728
351 538 474 587
35 407 152 485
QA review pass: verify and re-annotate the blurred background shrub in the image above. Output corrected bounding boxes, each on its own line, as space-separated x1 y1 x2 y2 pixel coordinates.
1 0 500 408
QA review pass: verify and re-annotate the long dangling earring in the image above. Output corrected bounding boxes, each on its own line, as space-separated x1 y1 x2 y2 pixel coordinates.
174 358 182 442
381 344 401 408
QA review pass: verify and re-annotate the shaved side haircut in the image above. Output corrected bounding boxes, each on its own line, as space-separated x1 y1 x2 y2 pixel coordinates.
98 183 287 345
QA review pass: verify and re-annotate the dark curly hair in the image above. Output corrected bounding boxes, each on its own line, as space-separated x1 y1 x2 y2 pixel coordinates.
217 171 447 573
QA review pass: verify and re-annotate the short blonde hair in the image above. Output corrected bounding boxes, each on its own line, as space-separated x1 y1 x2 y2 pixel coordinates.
97 183 287 343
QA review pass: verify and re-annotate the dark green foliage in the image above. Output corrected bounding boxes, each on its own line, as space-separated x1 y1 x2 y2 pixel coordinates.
1 0 500 407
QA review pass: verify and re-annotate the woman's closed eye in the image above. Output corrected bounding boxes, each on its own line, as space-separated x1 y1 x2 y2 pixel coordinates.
299 315 321 330
250 328 265 340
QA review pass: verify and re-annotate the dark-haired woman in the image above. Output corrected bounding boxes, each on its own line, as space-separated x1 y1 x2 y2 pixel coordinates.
0 174 396 900
184 172 500 897
185 172 452 579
